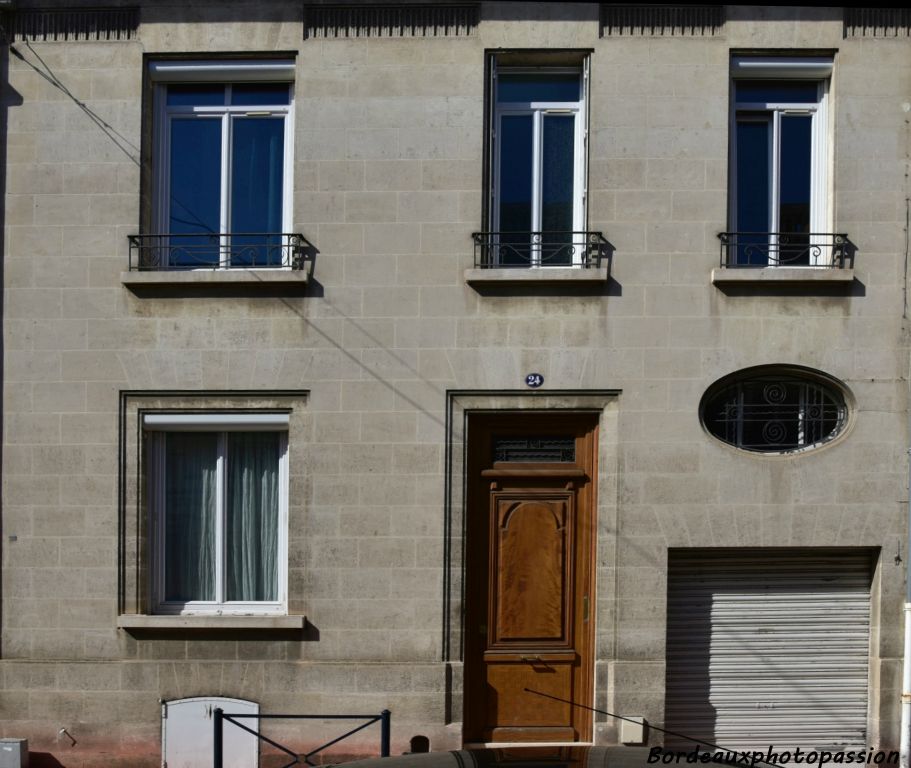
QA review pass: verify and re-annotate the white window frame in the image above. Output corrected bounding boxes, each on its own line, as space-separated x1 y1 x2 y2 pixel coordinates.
490 62 589 267
729 56 832 266
144 412 290 616
150 60 295 270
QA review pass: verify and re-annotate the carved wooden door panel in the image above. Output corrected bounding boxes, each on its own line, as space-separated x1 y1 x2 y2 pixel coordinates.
464 414 597 744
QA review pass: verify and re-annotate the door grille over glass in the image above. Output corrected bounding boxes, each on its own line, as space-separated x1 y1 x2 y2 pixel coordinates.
493 437 575 463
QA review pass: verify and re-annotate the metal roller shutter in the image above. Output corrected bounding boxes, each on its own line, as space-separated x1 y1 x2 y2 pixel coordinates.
665 550 873 751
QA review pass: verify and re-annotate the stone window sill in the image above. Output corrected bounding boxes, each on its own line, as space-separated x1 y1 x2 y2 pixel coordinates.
121 269 309 296
711 267 855 286
465 267 609 286
117 614 306 631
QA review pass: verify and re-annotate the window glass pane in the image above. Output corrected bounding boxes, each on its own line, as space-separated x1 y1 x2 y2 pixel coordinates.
167 84 226 106
226 433 280 602
231 83 291 106
542 114 575 265
735 80 818 104
498 114 534 266
778 114 812 265
169 118 222 266
735 117 771 265
497 73 580 103
164 433 217 602
230 117 285 266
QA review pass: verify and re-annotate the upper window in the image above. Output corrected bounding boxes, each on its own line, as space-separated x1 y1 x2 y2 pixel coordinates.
700 367 849 454
144 413 289 615
727 56 833 267
149 60 295 269
484 54 590 267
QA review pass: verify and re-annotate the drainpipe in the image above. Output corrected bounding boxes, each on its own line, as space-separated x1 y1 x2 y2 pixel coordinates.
902 190 911 768
902 353 911 768
903 373 911 767
902 589 911 768
903 443 911 768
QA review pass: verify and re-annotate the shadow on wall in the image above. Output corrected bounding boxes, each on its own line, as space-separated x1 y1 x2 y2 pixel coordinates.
28 754 67 768
0 22 26 661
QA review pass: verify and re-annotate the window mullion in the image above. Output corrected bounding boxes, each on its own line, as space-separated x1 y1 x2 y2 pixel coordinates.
581 57 590 238
488 62 498 233
282 102 294 252
574 109 584 264
531 110 543 267
810 84 827 262
810 81 833 264
220 114 231 268
279 433 289 609
770 110 781 252
157 93 170 241
493 111 501 251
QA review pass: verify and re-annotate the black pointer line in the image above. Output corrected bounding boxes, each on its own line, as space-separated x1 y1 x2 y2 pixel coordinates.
523 688 779 768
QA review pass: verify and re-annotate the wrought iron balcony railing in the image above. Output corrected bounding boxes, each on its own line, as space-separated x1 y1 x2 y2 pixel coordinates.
127 233 311 271
718 232 850 268
472 231 609 269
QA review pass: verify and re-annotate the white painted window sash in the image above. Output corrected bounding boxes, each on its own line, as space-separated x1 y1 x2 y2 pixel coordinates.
491 65 587 268
731 77 830 266
148 423 289 616
152 74 295 270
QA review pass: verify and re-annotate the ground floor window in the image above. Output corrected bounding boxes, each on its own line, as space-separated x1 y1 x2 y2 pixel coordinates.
145 413 289 614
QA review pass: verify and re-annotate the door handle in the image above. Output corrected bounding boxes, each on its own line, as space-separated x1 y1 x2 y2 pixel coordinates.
520 655 542 663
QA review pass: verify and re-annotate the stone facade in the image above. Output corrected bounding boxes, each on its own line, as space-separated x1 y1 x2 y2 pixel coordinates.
1 2 910 765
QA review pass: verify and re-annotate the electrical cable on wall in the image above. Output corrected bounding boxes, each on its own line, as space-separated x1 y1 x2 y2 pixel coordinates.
7 38 140 165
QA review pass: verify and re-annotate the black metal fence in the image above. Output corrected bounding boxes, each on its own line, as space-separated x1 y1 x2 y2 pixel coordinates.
717 232 850 268
213 708 390 768
128 233 312 271
471 231 609 268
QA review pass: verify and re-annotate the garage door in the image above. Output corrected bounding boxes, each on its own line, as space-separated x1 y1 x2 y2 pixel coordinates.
665 550 873 751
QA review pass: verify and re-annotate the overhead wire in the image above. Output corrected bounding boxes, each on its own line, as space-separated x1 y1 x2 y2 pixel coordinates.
7 38 140 166
6 36 219 235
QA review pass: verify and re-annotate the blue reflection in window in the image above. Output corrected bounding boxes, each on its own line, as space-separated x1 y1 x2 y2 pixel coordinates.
167 84 226 107
778 114 812 265
497 73 580 103
232 83 291 106
735 80 818 104
542 115 574 264
231 118 285 267
779 114 811 229
169 118 222 266
163 80 293 268
736 118 771 265
498 114 533 265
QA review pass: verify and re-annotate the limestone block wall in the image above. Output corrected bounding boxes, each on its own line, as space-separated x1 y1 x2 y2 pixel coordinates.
1 2 909 764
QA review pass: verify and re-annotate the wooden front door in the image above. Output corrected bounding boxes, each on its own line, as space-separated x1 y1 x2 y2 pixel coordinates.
464 413 597 743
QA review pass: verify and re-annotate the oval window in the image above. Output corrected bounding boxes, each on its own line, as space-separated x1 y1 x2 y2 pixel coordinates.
700 367 849 453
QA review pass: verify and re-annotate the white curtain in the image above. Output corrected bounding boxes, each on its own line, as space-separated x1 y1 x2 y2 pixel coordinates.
165 433 217 601
226 433 280 601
